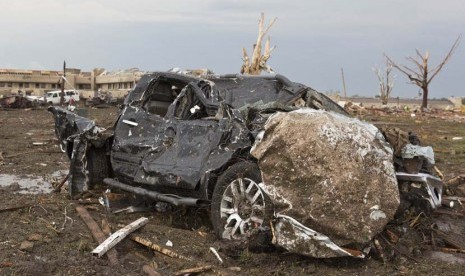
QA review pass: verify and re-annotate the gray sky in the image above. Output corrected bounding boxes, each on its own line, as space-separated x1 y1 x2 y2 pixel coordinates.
0 0 463 98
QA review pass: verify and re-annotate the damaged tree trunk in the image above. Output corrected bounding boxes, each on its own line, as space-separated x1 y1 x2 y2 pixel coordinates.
373 60 394 105
384 36 460 109
241 13 277 75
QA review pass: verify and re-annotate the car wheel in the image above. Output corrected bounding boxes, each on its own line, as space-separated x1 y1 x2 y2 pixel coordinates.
86 147 109 189
211 162 273 240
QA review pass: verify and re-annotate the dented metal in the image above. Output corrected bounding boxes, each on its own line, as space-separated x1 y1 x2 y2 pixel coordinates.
273 215 365 258
396 172 443 209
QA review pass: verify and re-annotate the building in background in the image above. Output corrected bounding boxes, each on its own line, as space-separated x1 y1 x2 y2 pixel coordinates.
0 67 145 99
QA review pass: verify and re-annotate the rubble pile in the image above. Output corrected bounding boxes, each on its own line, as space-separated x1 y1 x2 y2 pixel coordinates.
0 95 37 109
343 101 465 123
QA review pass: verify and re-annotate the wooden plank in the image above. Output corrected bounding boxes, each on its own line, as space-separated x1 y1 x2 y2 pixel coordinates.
174 265 212 276
433 229 465 250
75 206 119 265
92 217 148 258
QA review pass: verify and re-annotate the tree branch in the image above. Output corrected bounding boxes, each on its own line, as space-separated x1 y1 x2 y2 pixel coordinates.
428 35 461 83
385 54 412 77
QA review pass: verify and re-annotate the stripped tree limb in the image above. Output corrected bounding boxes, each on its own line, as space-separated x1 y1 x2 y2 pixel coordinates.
241 13 277 75
92 217 148 257
174 265 212 276
130 235 193 261
441 247 465 254
75 206 119 265
53 173 69 193
384 35 461 109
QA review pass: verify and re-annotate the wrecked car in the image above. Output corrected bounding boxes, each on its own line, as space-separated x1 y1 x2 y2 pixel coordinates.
49 72 443 258
0 94 38 109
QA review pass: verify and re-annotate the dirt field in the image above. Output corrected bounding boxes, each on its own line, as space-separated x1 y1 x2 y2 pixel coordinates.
1 105 464 275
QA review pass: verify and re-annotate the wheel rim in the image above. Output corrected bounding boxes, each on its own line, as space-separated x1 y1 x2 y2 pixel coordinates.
220 177 267 239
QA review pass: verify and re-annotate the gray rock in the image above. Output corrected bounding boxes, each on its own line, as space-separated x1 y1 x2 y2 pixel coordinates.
19 240 34 252
27 233 43 242
8 182 20 191
251 109 399 257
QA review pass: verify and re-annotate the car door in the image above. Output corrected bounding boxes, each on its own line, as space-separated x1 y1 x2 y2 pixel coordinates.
111 77 187 184
111 104 167 182
134 82 229 190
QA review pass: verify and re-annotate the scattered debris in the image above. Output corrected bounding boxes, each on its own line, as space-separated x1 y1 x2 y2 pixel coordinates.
174 265 212 276
441 248 465 254
227 266 242 272
19 240 34 252
32 142 47 146
442 198 455 208
101 219 112 236
75 206 119 265
0 94 38 109
92 217 148 258
0 204 31 213
432 228 465 249
142 264 162 276
53 173 69 193
130 235 193 261
27 233 43 242
85 90 120 108
0 262 13 268
209 247 223 264
445 175 465 196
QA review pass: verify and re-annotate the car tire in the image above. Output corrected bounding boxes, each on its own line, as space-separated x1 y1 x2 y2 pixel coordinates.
211 161 273 240
86 147 109 189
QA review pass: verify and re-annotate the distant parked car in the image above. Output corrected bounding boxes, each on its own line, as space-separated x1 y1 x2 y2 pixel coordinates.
43 90 80 105
25 95 43 102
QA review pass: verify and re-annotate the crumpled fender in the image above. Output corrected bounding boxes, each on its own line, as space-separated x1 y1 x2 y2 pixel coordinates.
48 106 96 149
48 106 109 197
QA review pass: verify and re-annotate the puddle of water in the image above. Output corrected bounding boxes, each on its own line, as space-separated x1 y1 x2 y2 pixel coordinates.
0 170 67 194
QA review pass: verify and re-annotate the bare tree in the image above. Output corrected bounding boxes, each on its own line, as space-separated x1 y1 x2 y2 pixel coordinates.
373 60 394 105
241 13 277 75
384 36 460 109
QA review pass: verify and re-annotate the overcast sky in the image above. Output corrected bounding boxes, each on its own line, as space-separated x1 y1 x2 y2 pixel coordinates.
0 0 463 97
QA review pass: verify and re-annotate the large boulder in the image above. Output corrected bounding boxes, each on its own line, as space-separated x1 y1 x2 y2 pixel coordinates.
251 109 399 257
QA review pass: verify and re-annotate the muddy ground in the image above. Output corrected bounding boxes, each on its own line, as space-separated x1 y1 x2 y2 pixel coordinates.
0 105 464 275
